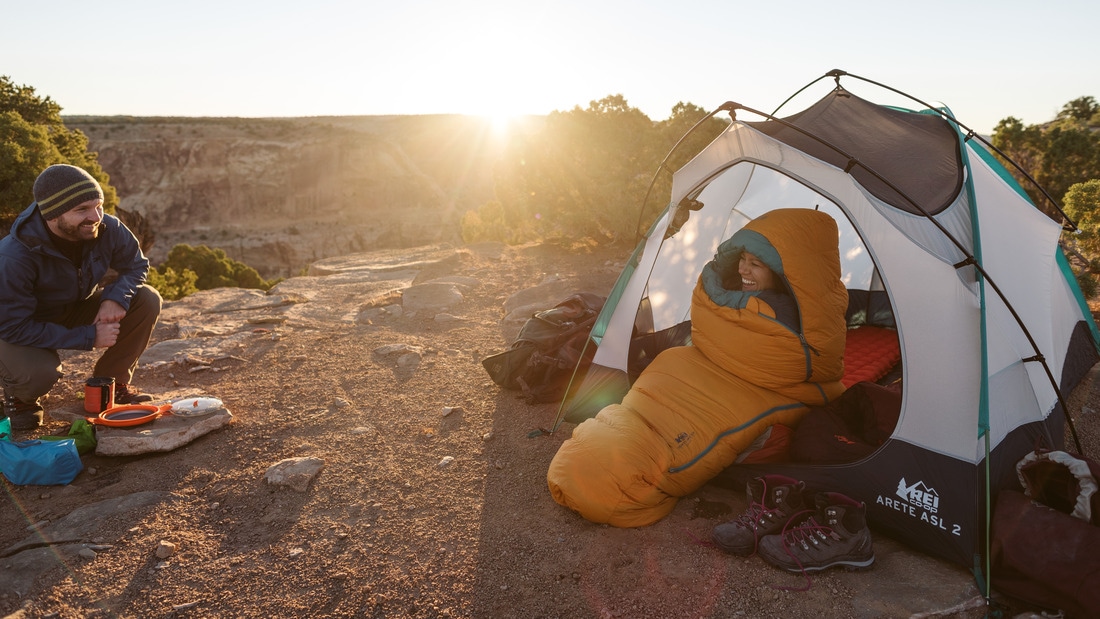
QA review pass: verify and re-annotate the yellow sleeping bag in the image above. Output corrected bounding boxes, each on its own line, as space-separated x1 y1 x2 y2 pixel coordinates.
547 209 848 527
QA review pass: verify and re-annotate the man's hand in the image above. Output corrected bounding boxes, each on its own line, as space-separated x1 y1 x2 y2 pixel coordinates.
93 300 125 348
95 300 126 324
94 321 120 348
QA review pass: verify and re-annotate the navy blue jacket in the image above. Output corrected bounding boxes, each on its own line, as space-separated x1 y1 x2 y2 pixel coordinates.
0 203 149 350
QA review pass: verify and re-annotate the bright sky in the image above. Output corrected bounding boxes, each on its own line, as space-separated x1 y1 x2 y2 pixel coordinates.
4 0 1097 135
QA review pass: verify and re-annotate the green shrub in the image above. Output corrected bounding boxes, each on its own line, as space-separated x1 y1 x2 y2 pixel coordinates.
160 243 278 292
460 200 524 244
146 266 199 301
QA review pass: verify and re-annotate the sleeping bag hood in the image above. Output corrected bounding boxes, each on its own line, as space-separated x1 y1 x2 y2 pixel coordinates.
692 207 848 398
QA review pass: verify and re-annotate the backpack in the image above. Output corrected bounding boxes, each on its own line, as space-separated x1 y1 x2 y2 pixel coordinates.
482 292 605 404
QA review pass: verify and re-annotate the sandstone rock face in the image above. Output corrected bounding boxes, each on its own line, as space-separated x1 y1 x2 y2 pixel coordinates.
66 115 514 277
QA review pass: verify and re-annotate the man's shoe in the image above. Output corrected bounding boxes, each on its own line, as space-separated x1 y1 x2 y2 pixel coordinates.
712 474 807 555
3 388 45 431
114 383 154 405
757 491 875 572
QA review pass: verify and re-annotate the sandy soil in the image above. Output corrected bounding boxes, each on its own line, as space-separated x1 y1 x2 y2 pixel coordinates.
1 242 1092 618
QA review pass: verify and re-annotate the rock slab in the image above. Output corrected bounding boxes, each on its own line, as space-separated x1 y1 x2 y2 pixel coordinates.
94 408 234 456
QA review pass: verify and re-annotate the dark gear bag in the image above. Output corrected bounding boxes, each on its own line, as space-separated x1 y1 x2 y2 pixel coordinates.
789 381 901 464
990 450 1100 617
992 489 1100 618
483 292 604 404
1016 448 1100 524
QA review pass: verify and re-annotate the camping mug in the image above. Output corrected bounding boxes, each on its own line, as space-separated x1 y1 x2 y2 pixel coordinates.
84 377 115 414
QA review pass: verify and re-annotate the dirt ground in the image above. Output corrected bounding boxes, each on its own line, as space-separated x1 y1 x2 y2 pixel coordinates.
1 242 1092 618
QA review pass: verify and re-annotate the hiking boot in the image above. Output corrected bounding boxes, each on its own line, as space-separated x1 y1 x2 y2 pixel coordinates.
3 387 45 431
114 383 154 405
757 491 875 572
712 474 807 555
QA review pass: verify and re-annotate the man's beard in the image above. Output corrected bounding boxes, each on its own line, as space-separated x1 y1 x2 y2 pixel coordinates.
56 218 100 241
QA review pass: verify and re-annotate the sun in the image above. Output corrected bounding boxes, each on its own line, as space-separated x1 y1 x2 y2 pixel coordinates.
481 109 519 139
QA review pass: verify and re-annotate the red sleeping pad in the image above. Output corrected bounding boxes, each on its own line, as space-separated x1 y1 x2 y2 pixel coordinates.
840 325 901 387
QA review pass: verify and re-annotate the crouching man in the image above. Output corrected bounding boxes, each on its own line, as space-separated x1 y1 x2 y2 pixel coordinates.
0 164 161 431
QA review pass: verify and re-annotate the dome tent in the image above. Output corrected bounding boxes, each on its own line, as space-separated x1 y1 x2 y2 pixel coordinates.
551 70 1100 577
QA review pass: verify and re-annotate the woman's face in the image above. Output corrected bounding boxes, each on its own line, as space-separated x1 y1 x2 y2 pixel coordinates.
738 251 776 292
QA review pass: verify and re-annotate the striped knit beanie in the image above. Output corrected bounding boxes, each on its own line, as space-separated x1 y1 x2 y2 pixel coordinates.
33 164 104 220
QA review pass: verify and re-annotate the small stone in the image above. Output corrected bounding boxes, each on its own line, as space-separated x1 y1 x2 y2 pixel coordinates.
155 540 178 559
438 456 455 468
265 456 325 492
78 548 97 560
86 467 97 475
289 547 304 558
441 406 462 417
374 343 422 356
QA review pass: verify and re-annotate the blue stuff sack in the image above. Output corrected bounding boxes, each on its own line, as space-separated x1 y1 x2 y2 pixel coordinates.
0 437 83 485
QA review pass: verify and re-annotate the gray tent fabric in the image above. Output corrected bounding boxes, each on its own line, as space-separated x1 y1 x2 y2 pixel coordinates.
750 88 964 216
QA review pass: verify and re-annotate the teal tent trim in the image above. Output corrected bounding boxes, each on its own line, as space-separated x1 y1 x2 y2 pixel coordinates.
589 236 644 346
1057 249 1100 352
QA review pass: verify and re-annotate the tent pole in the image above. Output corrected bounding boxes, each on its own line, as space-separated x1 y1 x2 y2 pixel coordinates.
982 431 993 607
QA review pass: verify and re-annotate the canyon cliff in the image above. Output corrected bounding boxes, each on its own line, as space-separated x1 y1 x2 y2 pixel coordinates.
66 115 520 277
